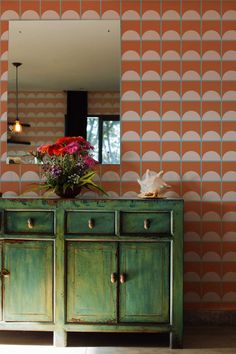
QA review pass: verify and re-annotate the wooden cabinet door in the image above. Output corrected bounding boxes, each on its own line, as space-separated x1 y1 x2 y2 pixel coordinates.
3 241 53 322
119 242 170 323
67 242 117 323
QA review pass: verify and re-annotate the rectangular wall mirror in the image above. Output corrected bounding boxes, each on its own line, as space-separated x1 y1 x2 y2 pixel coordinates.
7 20 120 164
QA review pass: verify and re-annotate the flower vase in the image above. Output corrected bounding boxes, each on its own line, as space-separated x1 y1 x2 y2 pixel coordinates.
54 186 81 198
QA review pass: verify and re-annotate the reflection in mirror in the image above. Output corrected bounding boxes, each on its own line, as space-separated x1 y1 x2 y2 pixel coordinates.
7 20 120 164
87 115 120 164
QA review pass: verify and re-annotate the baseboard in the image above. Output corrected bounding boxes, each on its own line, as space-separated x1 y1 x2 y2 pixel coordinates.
184 310 236 325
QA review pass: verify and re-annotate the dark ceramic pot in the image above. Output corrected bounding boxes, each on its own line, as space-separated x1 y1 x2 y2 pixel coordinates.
55 186 81 198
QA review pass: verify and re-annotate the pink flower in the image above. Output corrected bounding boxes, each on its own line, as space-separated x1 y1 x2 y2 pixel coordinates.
63 142 80 154
83 155 96 168
83 141 94 150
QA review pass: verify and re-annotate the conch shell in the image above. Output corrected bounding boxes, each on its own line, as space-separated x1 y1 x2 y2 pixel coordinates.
137 170 171 198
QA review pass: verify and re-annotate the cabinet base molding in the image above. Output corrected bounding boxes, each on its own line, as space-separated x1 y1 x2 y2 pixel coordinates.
0 323 54 331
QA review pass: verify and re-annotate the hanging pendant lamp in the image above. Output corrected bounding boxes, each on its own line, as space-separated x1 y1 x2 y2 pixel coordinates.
12 62 23 133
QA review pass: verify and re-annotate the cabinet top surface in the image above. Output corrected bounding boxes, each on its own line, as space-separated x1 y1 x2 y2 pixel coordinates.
0 197 183 201
0 198 184 212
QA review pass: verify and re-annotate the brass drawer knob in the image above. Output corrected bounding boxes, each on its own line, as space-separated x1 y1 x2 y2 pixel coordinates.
1 269 10 277
111 273 117 284
27 218 34 229
144 219 150 230
120 273 126 284
88 218 95 229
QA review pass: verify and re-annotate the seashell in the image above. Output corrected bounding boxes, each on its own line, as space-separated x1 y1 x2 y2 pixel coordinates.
137 169 171 198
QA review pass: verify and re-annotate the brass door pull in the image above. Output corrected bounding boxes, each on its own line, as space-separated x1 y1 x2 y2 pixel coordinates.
88 218 95 229
120 273 126 284
1 269 10 277
144 219 150 230
111 273 117 283
27 218 34 229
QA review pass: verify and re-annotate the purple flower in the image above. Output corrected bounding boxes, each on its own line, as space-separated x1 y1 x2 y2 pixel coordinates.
51 166 62 177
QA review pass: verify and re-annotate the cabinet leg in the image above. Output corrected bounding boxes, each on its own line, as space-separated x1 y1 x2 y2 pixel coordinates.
53 329 67 347
169 331 183 349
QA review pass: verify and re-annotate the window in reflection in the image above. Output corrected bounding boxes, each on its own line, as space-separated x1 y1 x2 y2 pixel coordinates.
87 117 99 160
87 116 120 164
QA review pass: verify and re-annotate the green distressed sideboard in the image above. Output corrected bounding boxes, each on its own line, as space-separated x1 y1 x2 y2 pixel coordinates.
0 198 183 348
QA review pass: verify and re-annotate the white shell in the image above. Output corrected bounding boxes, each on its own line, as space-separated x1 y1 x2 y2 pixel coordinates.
137 170 171 198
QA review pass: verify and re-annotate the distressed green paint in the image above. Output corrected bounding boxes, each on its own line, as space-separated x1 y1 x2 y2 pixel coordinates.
4 210 55 235
170 201 184 348
67 241 117 323
0 241 2 321
0 198 183 349
119 242 170 323
66 211 115 235
120 211 171 236
4 241 53 322
54 201 67 346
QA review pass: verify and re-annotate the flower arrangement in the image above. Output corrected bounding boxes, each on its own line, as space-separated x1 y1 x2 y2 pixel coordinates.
32 136 106 198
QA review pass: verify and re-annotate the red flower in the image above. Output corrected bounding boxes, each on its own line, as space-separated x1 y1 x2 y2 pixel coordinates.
37 144 50 154
48 143 64 156
37 137 94 157
56 136 86 145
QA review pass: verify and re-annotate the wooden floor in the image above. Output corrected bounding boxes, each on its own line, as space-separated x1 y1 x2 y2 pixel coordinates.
0 327 235 353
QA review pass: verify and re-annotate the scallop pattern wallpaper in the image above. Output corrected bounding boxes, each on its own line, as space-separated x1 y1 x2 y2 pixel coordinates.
8 91 66 157
0 0 236 318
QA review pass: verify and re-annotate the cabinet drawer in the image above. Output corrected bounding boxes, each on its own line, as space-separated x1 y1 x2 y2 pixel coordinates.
4 210 55 235
120 211 172 236
65 211 115 235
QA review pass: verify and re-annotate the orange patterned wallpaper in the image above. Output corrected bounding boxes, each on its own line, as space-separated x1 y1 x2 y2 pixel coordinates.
88 91 120 115
8 91 66 157
0 1 236 313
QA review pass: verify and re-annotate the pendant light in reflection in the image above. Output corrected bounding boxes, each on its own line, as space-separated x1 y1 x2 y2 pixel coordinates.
12 62 23 133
